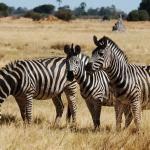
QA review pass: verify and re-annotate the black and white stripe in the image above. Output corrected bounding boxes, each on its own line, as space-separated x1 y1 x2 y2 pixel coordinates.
64 44 133 129
88 36 150 131
0 57 77 124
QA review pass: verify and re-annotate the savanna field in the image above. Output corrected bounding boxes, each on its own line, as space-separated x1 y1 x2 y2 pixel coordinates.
0 17 150 150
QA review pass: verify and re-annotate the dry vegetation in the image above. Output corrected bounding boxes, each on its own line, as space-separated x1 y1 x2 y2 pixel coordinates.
0 17 150 150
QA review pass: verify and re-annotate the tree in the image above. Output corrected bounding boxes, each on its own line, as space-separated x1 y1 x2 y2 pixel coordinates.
139 0 150 15
57 0 62 7
80 2 87 10
55 7 72 21
33 4 55 14
73 2 87 16
0 3 9 17
127 10 139 21
139 10 149 21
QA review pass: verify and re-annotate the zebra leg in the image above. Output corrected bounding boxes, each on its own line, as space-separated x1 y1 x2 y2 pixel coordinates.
16 98 26 121
93 101 102 130
0 103 2 121
52 94 64 127
66 104 71 124
114 100 124 131
130 99 141 132
85 100 96 129
64 88 77 126
123 105 133 129
25 93 33 124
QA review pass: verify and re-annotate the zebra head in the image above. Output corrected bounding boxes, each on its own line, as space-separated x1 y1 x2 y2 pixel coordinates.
86 35 112 72
64 44 81 81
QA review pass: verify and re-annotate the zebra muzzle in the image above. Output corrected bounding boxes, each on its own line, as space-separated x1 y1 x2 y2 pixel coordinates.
67 71 74 81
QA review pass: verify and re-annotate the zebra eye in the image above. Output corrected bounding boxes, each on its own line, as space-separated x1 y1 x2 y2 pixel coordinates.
98 51 104 56
75 60 78 64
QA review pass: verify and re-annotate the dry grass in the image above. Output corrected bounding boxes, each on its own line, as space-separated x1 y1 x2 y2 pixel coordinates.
0 17 150 150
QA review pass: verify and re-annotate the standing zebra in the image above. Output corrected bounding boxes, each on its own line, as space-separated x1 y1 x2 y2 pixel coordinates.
64 44 132 129
0 57 77 125
86 35 150 132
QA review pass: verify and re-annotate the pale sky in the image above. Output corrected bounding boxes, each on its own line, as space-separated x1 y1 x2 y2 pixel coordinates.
0 0 141 13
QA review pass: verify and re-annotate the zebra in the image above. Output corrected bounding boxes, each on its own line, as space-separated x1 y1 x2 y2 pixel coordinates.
86 35 150 132
0 57 77 125
64 44 133 130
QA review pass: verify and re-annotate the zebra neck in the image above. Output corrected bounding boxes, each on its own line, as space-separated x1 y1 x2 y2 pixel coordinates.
105 57 128 88
75 66 88 87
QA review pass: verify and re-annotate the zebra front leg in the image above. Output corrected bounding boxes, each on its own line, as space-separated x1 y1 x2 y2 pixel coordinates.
66 105 71 124
16 98 26 121
85 101 96 129
25 93 33 124
65 89 77 127
52 94 64 127
114 100 124 132
93 101 102 130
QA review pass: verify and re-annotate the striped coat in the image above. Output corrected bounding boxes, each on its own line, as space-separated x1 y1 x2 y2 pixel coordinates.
0 57 77 124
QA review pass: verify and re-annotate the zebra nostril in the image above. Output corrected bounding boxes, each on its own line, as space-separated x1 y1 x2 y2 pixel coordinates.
67 71 74 81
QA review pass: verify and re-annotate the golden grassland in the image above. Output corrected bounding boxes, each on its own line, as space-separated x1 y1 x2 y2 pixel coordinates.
0 17 150 150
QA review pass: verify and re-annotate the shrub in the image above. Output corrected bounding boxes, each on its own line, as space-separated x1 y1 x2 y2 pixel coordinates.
139 10 149 21
55 8 72 21
127 10 139 21
24 11 44 21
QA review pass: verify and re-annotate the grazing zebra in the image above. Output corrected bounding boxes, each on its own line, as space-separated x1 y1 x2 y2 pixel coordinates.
86 35 150 132
64 44 132 129
0 57 77 125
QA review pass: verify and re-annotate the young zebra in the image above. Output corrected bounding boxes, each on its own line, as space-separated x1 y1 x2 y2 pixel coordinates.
0 57 77 125
86 36 150 132
64 44 132 129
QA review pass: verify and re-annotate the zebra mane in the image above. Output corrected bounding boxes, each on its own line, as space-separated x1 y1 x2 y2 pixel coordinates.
104 36 128 63
2 60 18 71
78 53 90 65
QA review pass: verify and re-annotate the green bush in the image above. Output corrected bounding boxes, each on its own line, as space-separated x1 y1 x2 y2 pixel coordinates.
127 10 139 21
24 11 44 21
55 9 72 21
139 10 149 21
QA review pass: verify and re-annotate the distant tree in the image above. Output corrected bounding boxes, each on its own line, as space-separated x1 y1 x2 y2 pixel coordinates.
0 3 9 17
57 0 62 7
55 7 72 21
87 8 99 16
13 7 28 15
73 2 87 16
127 10 139 21
139 0 150 15
139 10 149 21
80 2 87 10
33 4 55 14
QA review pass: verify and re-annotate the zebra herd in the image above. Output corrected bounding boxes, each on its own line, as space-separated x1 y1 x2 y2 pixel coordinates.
0 35 149 133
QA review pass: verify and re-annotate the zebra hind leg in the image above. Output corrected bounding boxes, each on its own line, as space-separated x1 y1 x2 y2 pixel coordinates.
124 105 133 129
52 95 64 128
130 98 141 133
114 100 124 132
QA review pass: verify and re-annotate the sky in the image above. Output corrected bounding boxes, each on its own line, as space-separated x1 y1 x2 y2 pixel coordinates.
0 0 141 13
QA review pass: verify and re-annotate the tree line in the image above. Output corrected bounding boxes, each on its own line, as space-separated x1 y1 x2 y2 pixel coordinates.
0 0 150 21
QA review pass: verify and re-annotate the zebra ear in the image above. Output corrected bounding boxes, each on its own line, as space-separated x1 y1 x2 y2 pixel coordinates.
93 35 99 46
64 44 70 54
75 45 81 55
